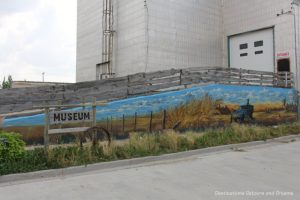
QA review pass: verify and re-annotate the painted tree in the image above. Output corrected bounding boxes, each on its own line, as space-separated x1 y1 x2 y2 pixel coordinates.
1 75 13 89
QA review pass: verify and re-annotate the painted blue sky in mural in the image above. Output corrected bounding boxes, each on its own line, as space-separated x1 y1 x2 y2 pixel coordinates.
3 84 296 127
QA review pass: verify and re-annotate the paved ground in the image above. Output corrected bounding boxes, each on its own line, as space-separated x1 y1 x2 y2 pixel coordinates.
1 140 300 200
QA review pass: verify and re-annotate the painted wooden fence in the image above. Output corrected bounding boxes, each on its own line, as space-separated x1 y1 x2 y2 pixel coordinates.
0 67 294 115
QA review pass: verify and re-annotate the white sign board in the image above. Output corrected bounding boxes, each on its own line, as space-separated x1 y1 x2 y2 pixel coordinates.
49 110 93 125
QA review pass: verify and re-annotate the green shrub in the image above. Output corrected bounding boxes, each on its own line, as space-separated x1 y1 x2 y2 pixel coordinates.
114 145 132 159
128 133 158 157
46 146 105 168
0 148 47 175
1 123 300 176
158 131 179 153
177 136 190 151
0 132 25 162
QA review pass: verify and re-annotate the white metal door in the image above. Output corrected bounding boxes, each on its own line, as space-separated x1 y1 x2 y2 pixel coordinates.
229 28 274 72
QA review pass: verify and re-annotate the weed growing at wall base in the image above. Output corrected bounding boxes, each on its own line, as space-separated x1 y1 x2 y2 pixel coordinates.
1 123 300 176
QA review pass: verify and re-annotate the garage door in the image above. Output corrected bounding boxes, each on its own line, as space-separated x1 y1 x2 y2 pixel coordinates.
229 28 274 72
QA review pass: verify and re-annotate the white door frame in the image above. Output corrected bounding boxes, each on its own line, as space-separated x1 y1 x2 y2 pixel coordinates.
228 26 275 72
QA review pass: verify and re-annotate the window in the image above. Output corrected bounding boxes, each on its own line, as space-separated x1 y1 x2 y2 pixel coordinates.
240 53 248 57
255 50 263 55
254 40 263 47
240 43 248 50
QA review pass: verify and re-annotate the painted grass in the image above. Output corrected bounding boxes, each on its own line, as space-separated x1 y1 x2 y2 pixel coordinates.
1 122 300 176
166 94 223 129
2 110 296 146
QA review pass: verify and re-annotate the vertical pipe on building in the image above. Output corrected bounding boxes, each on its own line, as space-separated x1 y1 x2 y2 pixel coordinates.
108 0 113 74
102 0 106 74
102 0 114 76
110 0 114 74
298 8 300 120
221 0 226 67
295 3 300 120
298 6 300 63
292 0 300 120
293 5 299 89
144 0 149 73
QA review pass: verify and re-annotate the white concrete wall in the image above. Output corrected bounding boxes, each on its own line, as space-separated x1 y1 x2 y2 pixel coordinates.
146 0 223 72
113 0 146 77
77 0 147 79
114 0 223 76
76 0 103 82
223 0 296 74
76 0 223 81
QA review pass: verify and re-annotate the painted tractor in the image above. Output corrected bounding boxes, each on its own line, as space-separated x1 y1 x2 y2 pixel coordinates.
231 99 254 123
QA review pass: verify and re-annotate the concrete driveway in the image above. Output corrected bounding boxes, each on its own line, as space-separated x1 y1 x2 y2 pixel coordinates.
0 139 299 200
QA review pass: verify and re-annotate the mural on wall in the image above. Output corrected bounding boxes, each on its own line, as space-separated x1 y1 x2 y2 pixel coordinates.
3 84 297 129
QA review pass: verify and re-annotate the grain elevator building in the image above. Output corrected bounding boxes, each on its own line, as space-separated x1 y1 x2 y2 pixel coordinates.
76 0 300 88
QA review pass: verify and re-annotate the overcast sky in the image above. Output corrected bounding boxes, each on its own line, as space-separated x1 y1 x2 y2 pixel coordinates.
0 0 77 83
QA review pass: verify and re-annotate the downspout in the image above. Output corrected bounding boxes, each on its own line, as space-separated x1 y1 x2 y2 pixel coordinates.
291 0 300 120
144 0 149 73
292 3 299 89
220 0 226 68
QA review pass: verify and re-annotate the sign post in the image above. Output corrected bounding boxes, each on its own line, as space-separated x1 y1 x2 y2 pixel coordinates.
0 116 4 129
92 98 97 127
92 98 97 145
44 107 50 149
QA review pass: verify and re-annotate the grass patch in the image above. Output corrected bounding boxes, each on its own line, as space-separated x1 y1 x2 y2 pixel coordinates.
1 123 300 176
